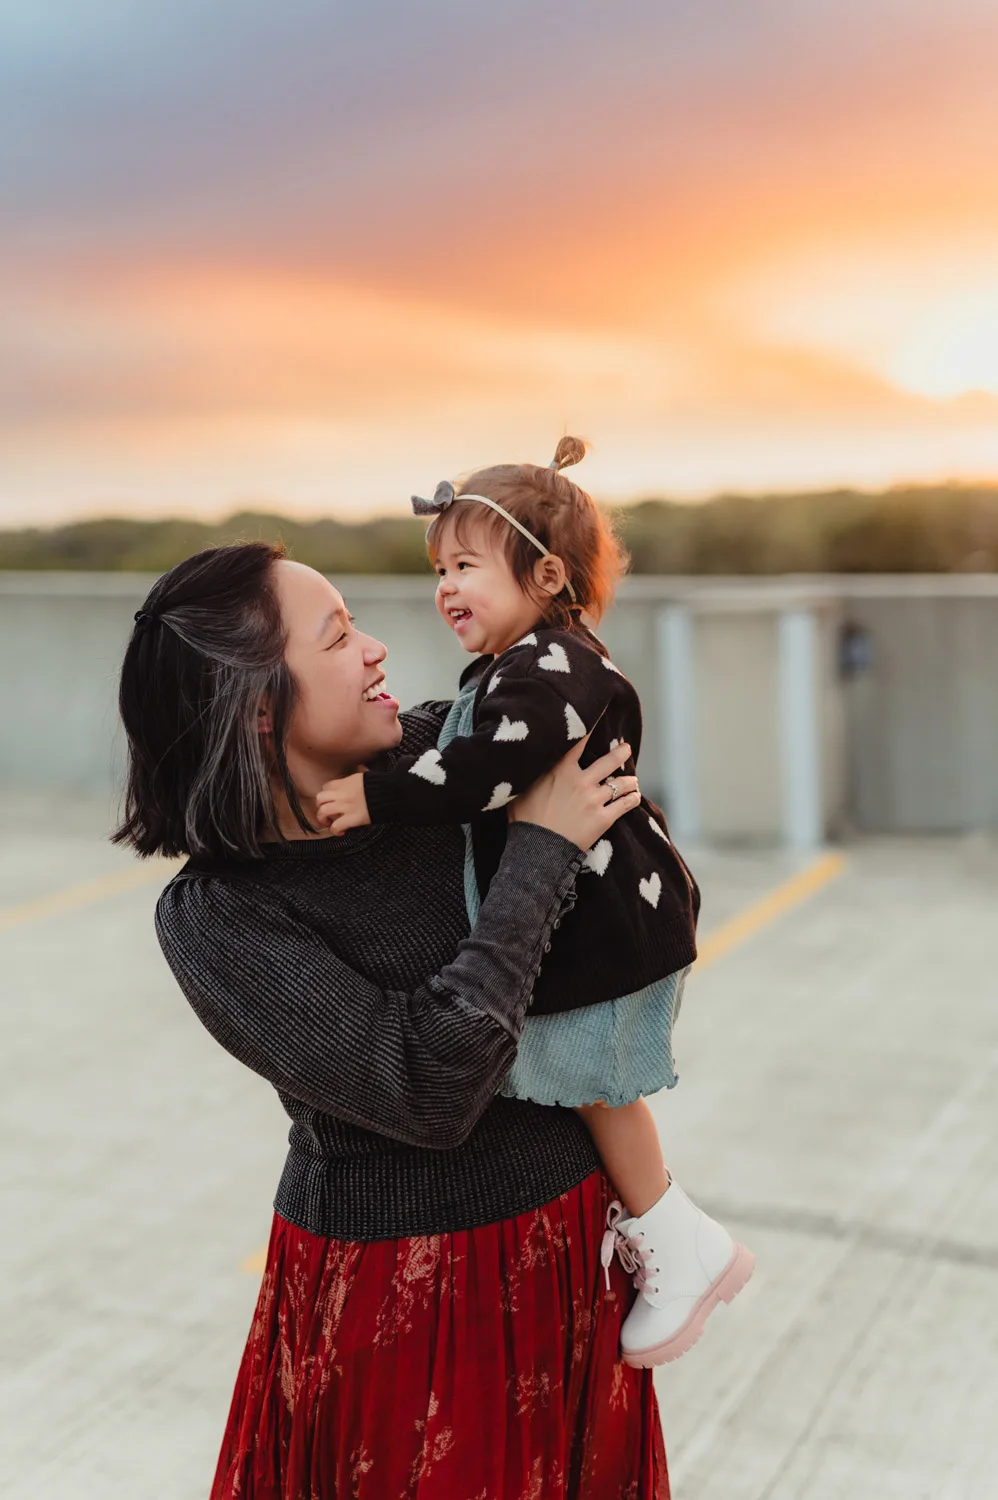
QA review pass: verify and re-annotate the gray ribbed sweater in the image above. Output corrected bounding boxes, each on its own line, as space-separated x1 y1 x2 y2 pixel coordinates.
154 703 601 1241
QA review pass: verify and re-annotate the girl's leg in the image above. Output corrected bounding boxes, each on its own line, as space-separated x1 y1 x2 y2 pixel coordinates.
575 1099 670 1216
577 1100 755 1370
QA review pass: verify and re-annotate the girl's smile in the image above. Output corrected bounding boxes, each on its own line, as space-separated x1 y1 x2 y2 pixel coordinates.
433 514 554 657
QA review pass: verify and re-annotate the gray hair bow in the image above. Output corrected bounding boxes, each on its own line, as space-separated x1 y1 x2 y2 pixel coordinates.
411 481 456 516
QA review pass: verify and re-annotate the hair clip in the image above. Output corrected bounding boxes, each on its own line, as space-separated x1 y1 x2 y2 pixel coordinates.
410 481 456 517
133 609 155 632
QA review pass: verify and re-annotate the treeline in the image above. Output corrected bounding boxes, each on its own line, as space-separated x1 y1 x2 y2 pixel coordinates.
3 484 998 574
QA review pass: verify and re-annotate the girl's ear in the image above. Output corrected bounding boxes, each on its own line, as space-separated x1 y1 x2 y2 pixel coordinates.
258 698 274 736
533 553 568 598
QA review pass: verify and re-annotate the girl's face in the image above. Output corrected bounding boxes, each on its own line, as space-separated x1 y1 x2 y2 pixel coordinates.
433 513 549 656
273 560 401 788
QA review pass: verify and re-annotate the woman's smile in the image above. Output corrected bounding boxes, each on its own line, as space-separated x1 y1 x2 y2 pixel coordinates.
363 673 399 709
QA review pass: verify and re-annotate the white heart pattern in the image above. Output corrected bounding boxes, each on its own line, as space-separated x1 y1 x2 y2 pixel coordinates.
639 871 662 908
610 738 620 750
564 703 587 741
485 672 502 695
494 715 529 742
647 816 671 845
410 749 447 785
537 641 570 673
602 658 624 676
583 838 613 876
513 633 537 648
483 782 515 811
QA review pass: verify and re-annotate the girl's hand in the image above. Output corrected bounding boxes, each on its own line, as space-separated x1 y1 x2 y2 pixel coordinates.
316 773 372 835
509 737 640 851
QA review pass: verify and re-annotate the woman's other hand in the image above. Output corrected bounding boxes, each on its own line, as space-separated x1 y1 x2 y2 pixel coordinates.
509 738 639 850
316 772 372 835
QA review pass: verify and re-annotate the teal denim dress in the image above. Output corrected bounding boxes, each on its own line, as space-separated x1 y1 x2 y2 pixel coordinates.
440 687 687 1107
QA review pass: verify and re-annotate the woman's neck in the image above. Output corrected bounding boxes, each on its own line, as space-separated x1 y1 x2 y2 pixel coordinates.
269 788 328 841
268 755 356 841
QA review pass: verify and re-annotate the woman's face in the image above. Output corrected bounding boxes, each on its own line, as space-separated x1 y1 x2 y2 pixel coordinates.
273 560 401 785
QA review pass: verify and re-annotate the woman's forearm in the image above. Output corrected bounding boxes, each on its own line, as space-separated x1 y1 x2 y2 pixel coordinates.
155 823 582 1150
432 821 582 1037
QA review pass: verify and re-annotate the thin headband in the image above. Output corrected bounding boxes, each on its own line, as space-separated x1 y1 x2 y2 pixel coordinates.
411 481 578 605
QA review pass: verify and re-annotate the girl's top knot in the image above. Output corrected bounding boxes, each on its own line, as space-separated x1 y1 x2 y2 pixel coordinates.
549 436 587 474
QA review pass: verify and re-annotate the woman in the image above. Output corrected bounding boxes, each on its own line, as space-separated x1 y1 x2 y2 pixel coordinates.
115 540 668 1498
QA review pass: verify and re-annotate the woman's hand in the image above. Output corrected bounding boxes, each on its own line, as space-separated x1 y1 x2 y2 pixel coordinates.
509 737 640 850
316 772 372 835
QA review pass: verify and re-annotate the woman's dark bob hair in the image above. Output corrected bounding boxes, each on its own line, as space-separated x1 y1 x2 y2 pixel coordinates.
113 541 313 860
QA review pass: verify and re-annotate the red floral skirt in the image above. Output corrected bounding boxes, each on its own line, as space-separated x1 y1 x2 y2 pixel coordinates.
212 1170 669 1499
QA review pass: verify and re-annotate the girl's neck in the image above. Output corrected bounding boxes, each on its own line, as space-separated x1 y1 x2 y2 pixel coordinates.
491 613 545 655
491 608 585 654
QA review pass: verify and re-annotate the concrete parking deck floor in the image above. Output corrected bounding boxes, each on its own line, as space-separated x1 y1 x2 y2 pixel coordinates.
3 792 997 1500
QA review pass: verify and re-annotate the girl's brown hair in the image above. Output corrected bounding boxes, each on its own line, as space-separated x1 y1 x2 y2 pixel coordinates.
426 437 628 628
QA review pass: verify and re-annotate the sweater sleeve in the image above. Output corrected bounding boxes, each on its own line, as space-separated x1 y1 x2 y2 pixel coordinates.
155 821 582 1151
363 645 615 826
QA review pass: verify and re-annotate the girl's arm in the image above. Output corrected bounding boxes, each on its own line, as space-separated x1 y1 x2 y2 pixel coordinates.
359 654 615 827
155 821 582 1151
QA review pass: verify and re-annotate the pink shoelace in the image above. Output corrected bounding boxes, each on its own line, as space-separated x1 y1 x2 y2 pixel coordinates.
600 1200 652 1292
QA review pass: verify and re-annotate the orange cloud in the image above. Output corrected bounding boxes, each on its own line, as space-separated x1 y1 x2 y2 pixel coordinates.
4 2 998 523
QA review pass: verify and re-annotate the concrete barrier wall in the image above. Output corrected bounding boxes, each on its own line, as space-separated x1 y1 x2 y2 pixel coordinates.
838 577 998 834
2 571 997 838
0 572 797 826
0 573 471 802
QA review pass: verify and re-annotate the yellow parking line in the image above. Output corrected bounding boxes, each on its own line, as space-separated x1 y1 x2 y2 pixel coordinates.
0 859 185 933
695 849 847 972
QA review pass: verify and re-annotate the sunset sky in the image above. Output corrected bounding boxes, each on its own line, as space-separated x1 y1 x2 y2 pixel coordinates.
3 0 998 524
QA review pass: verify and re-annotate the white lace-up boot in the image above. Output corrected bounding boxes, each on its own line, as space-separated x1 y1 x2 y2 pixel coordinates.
601 1182 754 1367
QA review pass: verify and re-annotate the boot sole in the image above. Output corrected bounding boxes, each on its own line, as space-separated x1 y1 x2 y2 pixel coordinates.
620 1241 755 1368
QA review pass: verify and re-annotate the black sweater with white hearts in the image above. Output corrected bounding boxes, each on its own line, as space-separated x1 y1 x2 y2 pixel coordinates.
363 624 700 1016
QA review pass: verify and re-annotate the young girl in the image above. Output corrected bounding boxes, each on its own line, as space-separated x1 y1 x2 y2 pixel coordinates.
318 437 754 1366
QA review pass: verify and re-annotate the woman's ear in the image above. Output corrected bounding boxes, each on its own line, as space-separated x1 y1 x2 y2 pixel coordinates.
257 699 274 736
533 553 568 598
